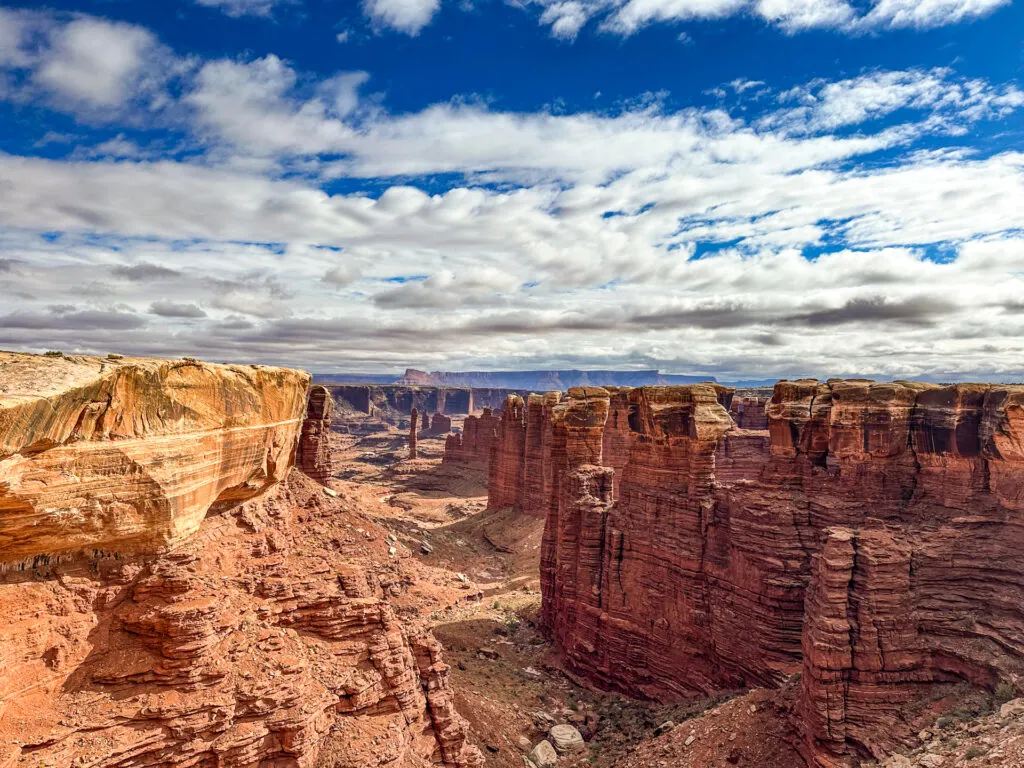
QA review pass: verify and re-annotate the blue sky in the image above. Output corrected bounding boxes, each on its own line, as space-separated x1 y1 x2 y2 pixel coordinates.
0 0 1022 379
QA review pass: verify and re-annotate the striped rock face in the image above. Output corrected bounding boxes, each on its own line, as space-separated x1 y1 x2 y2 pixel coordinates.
482 379 1024 767
0 352 310 567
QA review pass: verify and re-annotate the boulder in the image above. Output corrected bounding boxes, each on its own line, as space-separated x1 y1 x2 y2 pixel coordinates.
548 723 585 754
528 740 557 768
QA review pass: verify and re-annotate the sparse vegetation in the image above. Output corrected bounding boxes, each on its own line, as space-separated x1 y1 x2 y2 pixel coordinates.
965 744 988 759
995 681 1016 705
43 350 63 357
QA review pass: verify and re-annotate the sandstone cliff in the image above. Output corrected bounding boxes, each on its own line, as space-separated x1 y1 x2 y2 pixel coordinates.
484 379 1024 767
0 352 309 565
442 409 500 467
0 352 482 768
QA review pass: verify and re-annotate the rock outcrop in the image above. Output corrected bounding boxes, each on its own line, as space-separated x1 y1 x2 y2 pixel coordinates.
409 408 419 459
729 393 770 429
0 352 309 564
483 379 1024 767
428 412 452 435
297 384 334 484
0 352 483 768
442 409 500 467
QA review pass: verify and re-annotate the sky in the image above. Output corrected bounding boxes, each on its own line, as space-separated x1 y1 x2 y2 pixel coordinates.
0 0 1022 380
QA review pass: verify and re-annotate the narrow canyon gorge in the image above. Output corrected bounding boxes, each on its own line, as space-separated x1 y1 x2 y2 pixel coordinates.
3 352 1024 768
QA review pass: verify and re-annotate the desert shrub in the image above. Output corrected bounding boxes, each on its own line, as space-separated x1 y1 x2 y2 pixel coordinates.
995 681 1016 705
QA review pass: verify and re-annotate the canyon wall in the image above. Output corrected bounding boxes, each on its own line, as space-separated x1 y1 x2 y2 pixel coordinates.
484 379 1024 767
0 352 481 768
442 408 500 467
326 384 475 417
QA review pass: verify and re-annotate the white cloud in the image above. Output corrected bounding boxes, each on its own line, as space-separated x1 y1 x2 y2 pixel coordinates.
0 7 43 68
362 0 441 35
540 2 592 38
193 0 288 17
529 0 1011 37
33 18 156 107
859 0 1011 29
764 69 1024 134
603 0 746 35
1 10 1023 377
754 0 855 31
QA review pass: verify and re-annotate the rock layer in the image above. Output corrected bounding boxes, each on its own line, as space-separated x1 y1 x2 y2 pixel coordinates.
0 352 309 564
297 384 334 484
442 409 499 467
483 379 1024 767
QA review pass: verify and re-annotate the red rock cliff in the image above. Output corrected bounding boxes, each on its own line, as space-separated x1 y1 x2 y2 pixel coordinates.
0 352 482 768
486 379 1024 767
441 408 499 466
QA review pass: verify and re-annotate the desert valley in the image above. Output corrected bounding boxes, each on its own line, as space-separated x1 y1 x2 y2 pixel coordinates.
3 351 1024 768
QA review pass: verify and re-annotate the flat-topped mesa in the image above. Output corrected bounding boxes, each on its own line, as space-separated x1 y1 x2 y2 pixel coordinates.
0 351 309 565
441 408 499 466
506 378 1024 767
297 384 334 484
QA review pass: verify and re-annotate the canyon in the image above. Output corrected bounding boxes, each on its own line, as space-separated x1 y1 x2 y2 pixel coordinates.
4 350 1024 768
468 380 1024 767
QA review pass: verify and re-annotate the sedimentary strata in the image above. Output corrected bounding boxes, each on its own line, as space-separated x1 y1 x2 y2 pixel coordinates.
297 384 334 484
0 352 482 768
442 408 500 466
0 352 309 563
325 384 475 416
410 408 419 459
484 379 1024 767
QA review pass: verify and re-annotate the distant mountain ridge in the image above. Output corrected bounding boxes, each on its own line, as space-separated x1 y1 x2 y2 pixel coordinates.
313 368 716 389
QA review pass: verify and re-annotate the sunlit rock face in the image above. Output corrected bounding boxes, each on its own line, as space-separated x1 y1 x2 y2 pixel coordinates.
485 378 1024 767
0 352 310 565
0 352 482 768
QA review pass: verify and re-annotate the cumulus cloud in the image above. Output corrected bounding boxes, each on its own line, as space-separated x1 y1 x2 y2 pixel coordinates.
362 0 441 35
1 10 1023 379
0 10 183 121
34 18 158 108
